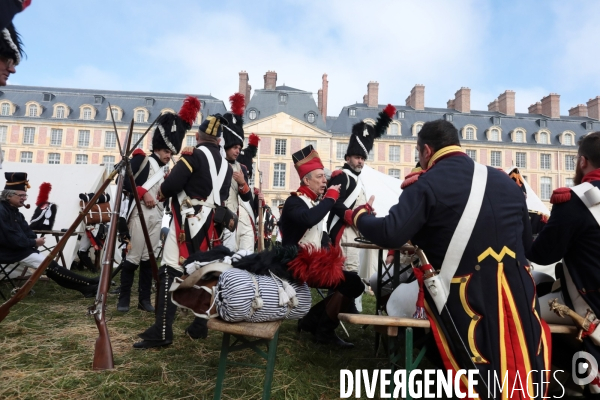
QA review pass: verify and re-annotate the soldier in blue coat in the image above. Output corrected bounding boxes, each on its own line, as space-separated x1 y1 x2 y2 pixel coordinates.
349 120 551 398
527 131 600 396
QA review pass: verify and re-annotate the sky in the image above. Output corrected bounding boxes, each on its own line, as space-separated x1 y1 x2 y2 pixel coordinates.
8 0 600 117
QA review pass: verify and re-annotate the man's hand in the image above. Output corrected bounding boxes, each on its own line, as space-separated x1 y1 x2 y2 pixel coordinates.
143 191 156 208
330 184 341 192
367 195 376 215
35 237 46 247
256 190 265 203
232 171 245 185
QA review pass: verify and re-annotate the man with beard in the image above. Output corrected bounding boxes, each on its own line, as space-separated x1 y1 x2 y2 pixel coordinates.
527 131 600 396
281 145 364 347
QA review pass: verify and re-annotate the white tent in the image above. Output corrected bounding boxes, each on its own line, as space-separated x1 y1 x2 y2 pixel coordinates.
504 167 550 216
3 162 107 271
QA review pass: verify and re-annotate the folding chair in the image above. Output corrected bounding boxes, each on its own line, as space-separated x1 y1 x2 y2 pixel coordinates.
0 261 21 300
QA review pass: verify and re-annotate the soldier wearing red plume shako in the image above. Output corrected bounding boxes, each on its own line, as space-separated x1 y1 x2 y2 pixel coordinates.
327 104 395 280
116 96 200 314
279 146 364 348
134 110 233 349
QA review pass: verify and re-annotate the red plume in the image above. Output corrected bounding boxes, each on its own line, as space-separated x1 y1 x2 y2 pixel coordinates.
383 104 396 118
287 244 346 288
36 182 52 207
248 133 260 147
178 96 201 126
229 93 245 116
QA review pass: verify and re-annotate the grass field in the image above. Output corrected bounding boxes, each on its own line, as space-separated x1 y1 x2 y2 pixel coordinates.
0 274 430 400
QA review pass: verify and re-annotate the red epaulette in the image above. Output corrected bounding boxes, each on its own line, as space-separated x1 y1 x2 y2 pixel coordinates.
132 148 145 157
401 170 425 189
331 169 344 179
181 146 195 156
550 187 572 204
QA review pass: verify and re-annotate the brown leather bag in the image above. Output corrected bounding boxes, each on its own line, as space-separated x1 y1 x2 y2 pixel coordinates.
81 200 112 225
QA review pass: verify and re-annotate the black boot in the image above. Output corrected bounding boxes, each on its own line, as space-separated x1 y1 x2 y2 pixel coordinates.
315 291 354 348
185 317 208 339
137 260 155 313
117 261 137 312
78 250 97 273
298 297 328 335
46 261 99 298
133 266 182 349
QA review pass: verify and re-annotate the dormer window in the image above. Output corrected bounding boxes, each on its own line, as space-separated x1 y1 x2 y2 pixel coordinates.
279 93 287 103
560 131 575 146
56 106 65 119
306 112 316 124
94 95 104 104
397 111 405 119
536 130 550 144
43 93 53 102
135 109 147 123
492 116 501 125
107 106 121 122
538 119 547 128
248 109 258 121
28 104 38 117
486 126 502 141
511 128 526 143
145 98 154 106
83 107 92 120
389 122 400 135
445 113 453 122
462 125 477 140
1 102 10 116
349 108 356 117
584 121 594 130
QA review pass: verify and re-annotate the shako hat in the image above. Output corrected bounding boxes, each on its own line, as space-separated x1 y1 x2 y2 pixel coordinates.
292 145 324 179
4 172 29 191
199 114 228 137
346 104 396 159
152 96 201 155
222 93 245 149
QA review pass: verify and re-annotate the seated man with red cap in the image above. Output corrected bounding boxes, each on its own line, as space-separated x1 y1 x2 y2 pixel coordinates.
279 145 364 348
0 172 98 297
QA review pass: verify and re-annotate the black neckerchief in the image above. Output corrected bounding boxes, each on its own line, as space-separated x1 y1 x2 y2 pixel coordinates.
150 152 166 167
343 163 362 176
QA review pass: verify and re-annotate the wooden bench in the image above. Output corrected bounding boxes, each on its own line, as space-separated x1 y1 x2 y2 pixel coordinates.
339 313 577 400
207 318 283 400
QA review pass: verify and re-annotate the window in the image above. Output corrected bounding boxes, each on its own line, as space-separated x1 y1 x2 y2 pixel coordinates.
186 135 196 147
76 154 88 165
248 109 257 120
563 133 574 146
389 123 399 135
0 125 6 143
539 119 547 128
105 131 116 148
78 130 90 147
307 112 316 124
489 128 500 141
28 104 38 117
56 106 65 119
273 163 286 188
540 177 552 200
43 93 52 102
565 155 576 171
413 123 423 137
466 149 477 161
397 111 405 119
145 98 154 106
102 155 115 173
465 127 475 140
540 153 551 170
132 132 143 150
490 151 501 167
336 142 346 160
389 146 400 162
23 127 35 144
279 93 287 103
275 139 286 155
539 132 549 144
514 130 524 143
20 151 33 163
445 114 453 122
492 116 501 126
50 129 63 146
516 152 527 168
110 107 119 121
94 95 103 104
1 103 10 116
136 110 145 123
349 108 356 117
367 149 374 162
305 140 317 150
565 178 574 188
48 153 60 164
388 169 401 179
414 148 419 163
82 107 92 120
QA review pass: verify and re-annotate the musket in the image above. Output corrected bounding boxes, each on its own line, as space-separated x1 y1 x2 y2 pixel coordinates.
257 169 264 252
549 298 598 342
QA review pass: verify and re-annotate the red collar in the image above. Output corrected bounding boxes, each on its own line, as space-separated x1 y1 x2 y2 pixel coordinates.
296 185 318 201
583 168 600 183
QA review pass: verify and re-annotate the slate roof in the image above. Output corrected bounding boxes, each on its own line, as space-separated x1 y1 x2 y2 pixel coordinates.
0 85 227 126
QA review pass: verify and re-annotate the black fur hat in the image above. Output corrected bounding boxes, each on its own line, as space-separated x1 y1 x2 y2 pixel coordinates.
152 96 200 155
346 104 396 159
0 0 30 66
222 112 244 149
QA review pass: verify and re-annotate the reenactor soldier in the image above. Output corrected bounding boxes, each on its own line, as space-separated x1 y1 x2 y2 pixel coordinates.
116 96 200 313
350 120 551 395
134 114 233 349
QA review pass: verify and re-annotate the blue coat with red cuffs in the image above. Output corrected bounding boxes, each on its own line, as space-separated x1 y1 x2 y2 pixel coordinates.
355 151 551 398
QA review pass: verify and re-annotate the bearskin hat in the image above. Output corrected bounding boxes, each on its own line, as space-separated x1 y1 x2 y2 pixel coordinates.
346 104 396 159
0 0 29 66
237 133 260 178
152 96 200 154
222 93 245 149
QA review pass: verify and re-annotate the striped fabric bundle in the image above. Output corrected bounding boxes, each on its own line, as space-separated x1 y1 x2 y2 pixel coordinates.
216 269 311 323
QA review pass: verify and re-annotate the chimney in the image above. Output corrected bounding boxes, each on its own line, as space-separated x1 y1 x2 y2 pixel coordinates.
366 81 379 108
318 89 323 116
569 104 588 117
263 70 277 90
498 90 515 116
528 102 542 114
447 99 455 109
587 96 600 120
454 87 471 113
407 84 425 110
488 99 499 112
321 73 328 122
238 71 250 105
363 94 369 104
541 93 560 118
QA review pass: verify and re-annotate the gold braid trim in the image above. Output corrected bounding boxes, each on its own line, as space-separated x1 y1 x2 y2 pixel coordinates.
427 145 464 169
